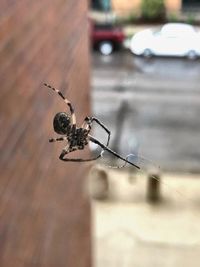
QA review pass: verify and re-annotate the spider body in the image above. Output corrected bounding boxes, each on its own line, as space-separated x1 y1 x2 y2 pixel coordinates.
53 112 71 135
44 83 140 169
50 123 88 150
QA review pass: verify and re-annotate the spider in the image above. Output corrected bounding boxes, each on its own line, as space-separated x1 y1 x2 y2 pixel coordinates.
44 83 140 169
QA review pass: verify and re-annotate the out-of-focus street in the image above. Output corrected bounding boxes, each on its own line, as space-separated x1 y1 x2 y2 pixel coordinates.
90 50 200 267
91 51 200 172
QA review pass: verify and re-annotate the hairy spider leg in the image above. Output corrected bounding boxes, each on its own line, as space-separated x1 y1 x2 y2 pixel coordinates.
44 83 76 127
59 144 102 162
48 136 100 161
49 136 68 143
88 135 140 169
82 116 111 146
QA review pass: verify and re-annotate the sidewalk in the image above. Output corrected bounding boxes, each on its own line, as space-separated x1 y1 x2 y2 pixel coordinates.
123 24 158 37
89 10 160 37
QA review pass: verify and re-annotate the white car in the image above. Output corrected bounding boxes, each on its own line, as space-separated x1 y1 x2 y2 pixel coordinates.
130 23 200 59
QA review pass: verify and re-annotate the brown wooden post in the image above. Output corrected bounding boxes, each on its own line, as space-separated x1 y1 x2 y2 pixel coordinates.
0 1 91 267
147 171 161 203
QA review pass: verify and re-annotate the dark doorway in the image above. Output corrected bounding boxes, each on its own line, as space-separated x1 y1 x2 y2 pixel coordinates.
91 0 111 11
182 0 200 10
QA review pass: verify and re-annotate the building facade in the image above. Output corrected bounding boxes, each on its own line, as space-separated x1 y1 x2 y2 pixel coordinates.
112 0 182 14
92 0 200 15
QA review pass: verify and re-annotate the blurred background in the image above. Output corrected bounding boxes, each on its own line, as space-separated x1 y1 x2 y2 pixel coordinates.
1 0 200 267
89 1 200 267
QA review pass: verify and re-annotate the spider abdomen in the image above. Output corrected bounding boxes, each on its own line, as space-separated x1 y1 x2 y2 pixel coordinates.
53 112 71 135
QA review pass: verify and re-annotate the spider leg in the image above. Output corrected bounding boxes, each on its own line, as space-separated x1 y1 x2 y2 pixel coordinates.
88 135 140 169
59 146 102 162
44 83 76 126
49 136 68 143
82 116 111 146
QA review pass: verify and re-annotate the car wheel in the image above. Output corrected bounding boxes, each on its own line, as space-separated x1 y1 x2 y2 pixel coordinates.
187 50 197 60
143 49 152 58
99 41 114 56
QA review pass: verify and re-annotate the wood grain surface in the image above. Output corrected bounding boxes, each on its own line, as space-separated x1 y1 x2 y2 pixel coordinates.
0 1 92 266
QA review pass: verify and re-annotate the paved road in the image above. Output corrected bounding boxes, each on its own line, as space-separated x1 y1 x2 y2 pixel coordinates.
91 51 200 172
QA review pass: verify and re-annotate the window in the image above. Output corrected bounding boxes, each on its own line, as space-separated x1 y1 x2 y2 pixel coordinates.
182 0 200 8
91 0 111 11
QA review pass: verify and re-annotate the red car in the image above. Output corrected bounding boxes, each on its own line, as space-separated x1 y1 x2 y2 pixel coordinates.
91 22 125 55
